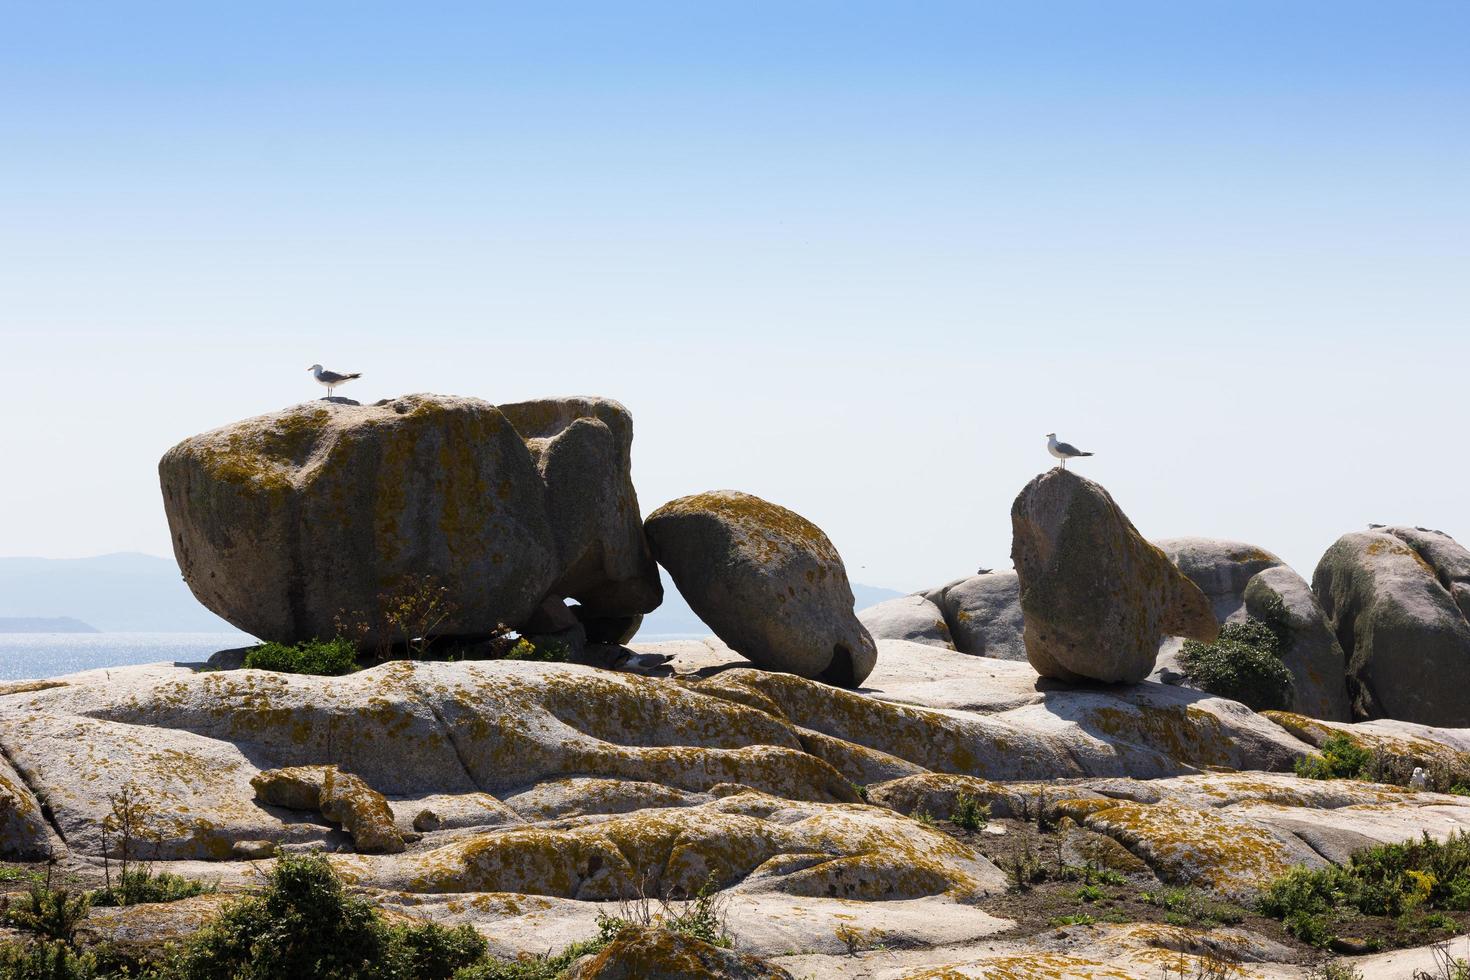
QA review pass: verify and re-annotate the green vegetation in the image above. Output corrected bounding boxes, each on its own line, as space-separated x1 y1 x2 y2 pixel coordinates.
1178 618 1295 712
2 875 91 943
90 871 213 908
158 851 484 979
1048 913 1096 927
500 638 570 663
0 939 100 980
949 792 990 831
1140 888 1247 928
1258 831 1470 948
1294 733 1374 781
243 637 360 675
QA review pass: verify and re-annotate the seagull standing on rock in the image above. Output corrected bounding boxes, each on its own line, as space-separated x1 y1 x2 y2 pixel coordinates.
1046 433 1094 470
308 364 362 398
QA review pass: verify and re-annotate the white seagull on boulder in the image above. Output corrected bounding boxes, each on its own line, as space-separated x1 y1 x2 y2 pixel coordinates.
308 364 362 398
1046 433 1094 470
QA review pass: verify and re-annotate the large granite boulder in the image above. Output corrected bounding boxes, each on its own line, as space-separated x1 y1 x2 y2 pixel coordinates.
499 397 662 621
1152 538 1351 721
159 394 660 645
644 491 877 687
1313 526 1470 725
1243 566 1352 721
1010 470 1217 684
925 572 1026 660
857 593 955 649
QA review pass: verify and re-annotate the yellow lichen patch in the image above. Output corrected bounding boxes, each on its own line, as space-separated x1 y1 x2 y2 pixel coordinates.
898 953 1135 979
1076 800 1304 898
0 680 67 697
1085 704 1234 769
343 796 994 903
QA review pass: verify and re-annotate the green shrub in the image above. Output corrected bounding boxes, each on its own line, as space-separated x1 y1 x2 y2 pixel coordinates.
243 638 360 676
1258 832 1470 948
1295 733 1374 782
1178 618 1295 711
91 870 213 907
0 939 99 980
501 638 569 663
950 792 990 831
1142 887 1247 927
2 879 91 943
662 875 729 947
157 850 483 979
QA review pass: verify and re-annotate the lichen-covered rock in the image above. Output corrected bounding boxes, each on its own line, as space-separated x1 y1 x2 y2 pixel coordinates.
0 751 52 859
1312 527 1470 725
498 397 662 623
1010 470 1217 683
565 926 795 980
251 764 405 854
1151 538 1350 721
924 572 1025 660
858 594 954 649
1156 538 1284 622
159 394 661 646
645 490 877 686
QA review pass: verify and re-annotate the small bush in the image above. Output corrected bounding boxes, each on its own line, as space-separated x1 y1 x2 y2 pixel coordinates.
1143 887 1247 927
0 939 99 980
1075 884 1105 903
157 850 482 979
2 878 91 943
1295 733 1374 782
950 792 990 831
1178 618 1295 711
501 638 570 663
244 637 360 676
91 869 213 907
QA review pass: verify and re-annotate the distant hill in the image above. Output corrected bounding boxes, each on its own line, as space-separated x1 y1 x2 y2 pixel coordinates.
0 616 99 634
0 553 236 632
637 571 902 637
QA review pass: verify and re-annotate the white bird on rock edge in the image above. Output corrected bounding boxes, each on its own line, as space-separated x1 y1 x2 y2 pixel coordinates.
1046 433 1094 470
309 364 362 398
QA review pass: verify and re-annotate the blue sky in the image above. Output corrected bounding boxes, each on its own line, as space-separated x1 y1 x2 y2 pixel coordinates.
2 2 1467 589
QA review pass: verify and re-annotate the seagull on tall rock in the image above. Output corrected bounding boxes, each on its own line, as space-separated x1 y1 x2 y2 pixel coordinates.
1046 433 1094 470
309 364 362 398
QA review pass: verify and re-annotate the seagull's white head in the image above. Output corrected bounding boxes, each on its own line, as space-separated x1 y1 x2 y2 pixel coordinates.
308 364 323 372
1045 432 1056 438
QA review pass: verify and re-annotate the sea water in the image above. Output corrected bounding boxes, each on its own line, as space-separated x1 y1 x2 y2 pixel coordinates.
0 632 255 681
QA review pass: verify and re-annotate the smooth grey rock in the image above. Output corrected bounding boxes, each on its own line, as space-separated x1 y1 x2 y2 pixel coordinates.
498 397 662 621
858 594 954 649
1010 470 1217 684
1314 528 1470 725
927 572 1026 660
1244 566 1352 721
645 491 876 687
1155 537 1283 622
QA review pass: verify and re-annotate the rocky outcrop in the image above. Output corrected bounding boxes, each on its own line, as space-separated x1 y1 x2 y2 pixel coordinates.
498 397 663 623
1313 527 1470 725
158 395 661 645
857 594 954 649
1152 538 1351 722
1010 470 1217 684
925 572 1026 660
644 491 877 687
0 751 52 859
251 765 405 854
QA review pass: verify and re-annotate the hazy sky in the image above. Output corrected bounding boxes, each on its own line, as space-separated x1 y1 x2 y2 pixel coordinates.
2 2 1467 591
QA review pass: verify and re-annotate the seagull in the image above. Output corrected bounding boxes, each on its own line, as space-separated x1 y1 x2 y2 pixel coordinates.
1046 433 1094 470
308 364 362 398
1410 767 1429 791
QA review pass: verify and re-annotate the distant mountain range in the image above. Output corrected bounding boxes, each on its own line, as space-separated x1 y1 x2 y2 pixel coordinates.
0 617 99 634
0 553 902 638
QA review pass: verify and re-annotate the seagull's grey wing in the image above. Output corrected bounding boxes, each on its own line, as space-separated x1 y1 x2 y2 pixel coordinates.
1055 441 1085 456
317 370 351 384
